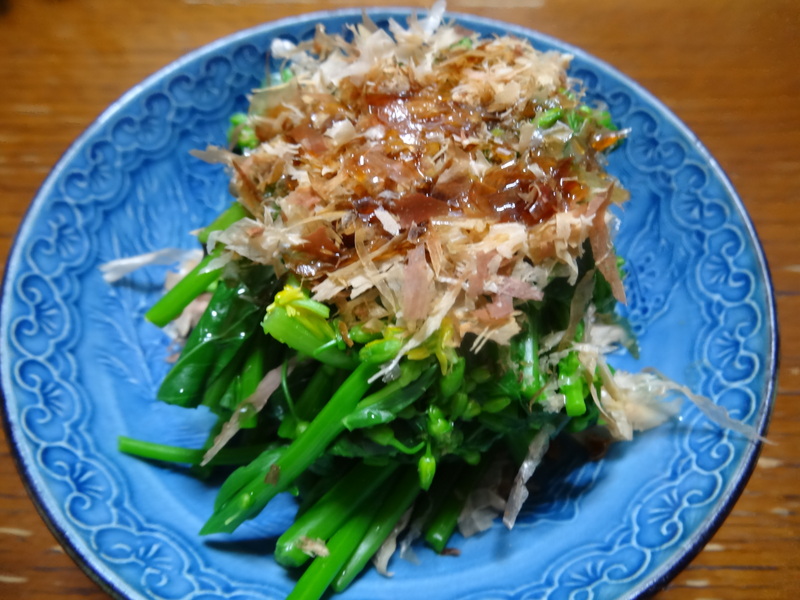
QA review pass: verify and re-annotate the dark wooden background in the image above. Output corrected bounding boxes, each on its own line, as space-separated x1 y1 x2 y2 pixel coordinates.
1 0 798 598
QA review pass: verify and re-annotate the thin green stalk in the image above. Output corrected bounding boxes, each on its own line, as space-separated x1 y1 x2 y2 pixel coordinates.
197 202 249 245
117 436 266 466
280 359 298 418
285 493 384 600
342 360 437 430
234 339 269 427
293 468 343 519
275 462 397 568
424 460 488 554
558 351 586 417
294 364 346 422
332 466 421 592
145 246 223 327
201 362 378 534
213 447 285 512
512 305 544 402
239 341 267 398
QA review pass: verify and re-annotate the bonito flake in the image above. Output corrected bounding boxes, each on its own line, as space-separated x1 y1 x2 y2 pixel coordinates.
196 3 629 369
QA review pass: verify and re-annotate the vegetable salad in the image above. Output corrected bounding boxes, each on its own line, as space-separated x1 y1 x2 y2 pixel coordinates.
107 5 755 599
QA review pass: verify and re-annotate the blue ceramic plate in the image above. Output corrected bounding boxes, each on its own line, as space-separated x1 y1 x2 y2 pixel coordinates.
1 8 776 600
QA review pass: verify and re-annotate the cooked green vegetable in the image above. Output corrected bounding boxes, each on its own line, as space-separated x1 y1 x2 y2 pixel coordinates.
110 12 711 600
144 247 224 328
332 466 420 592
157 263 277 407
275 462 396 568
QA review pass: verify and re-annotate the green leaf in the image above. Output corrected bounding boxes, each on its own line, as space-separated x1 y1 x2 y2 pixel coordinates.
157 263 278 407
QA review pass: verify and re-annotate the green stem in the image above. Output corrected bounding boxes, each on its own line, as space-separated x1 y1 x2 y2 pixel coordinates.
197 202 249 245
558 352 586 417
285 492 384 600
235 339 269 427
424 460 488 554
513 305 544 402
281 359 297 419
117 436 266 466
294 365 346 422
332 466 421 592
145 246 223 328
417 461 464 531
213 447 285 512
342 360 437 430
201 362 378 534
275 462 397 568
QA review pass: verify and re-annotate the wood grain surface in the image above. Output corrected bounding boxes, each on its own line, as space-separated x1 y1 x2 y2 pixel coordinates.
1 1 798 598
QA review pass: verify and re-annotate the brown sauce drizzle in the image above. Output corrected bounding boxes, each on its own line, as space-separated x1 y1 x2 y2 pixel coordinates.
243 41 611 284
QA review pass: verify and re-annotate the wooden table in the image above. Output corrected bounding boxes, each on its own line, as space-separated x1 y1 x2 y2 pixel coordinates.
1 1 797 598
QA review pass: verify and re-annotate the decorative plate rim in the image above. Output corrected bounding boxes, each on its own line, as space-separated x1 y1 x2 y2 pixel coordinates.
0 6 778 600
